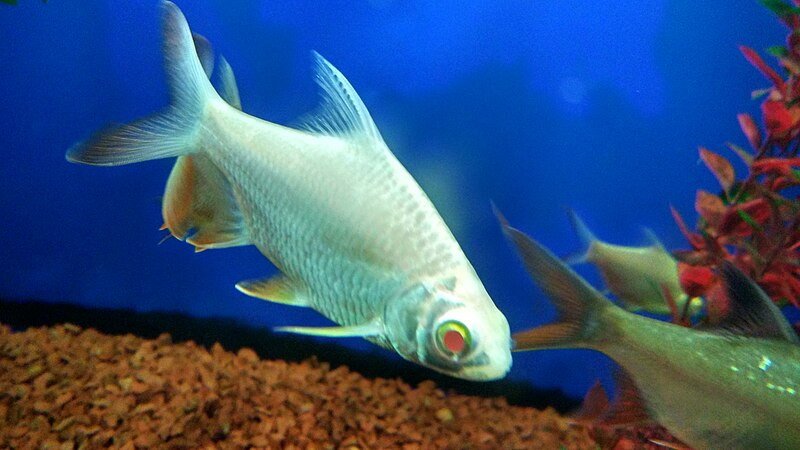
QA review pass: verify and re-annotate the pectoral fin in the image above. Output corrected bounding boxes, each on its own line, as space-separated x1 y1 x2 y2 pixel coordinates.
235 275 309 306
275 321 383 338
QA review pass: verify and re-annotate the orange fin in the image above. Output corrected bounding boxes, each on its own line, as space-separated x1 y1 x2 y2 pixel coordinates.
567 380 610 425
162 154 249 251
599 368 653 428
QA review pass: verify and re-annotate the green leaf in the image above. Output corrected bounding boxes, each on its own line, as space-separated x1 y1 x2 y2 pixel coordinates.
726 181 749 203
752 88 772 100
737 209 764 232
761 0 800 17
741 239 766 267
767 46 790 58
727 142 754 165
0 0 18 5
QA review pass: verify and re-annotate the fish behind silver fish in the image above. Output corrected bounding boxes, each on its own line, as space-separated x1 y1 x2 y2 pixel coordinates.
500 214 800 449
67 1 512 381
565 209 702 316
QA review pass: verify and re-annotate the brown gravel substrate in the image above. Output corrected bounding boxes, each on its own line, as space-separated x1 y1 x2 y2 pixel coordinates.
0 323 599 449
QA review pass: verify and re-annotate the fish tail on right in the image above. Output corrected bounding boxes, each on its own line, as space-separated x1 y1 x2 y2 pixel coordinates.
498 215 618 351
66 1 217 167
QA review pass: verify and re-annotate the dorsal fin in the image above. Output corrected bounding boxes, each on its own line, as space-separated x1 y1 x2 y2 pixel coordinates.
297 52 384 144
642 227 668 252
710 262 799 343
563 208 599 265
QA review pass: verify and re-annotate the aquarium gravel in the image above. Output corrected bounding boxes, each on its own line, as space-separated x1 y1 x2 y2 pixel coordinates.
0 323 597 449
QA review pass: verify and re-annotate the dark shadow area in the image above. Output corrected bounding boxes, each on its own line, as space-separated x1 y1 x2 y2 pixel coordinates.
0 298 580 413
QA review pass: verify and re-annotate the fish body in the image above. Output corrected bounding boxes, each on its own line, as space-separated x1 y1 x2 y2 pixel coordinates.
502 218 800 449
566 209 702 316
67 1 511 381
610 313 800 448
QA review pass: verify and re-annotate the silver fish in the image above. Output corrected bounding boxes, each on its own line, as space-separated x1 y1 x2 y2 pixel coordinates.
67 1 511 381
501 216 800 450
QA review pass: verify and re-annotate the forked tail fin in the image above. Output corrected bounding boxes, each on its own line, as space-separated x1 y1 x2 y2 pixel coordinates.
495 209 615 350
66 1 218 166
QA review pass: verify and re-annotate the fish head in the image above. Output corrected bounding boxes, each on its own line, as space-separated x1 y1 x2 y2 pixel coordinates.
383 278 512 381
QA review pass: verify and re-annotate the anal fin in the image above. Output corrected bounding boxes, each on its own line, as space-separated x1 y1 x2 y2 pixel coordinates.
236 275 309 306
567 380 610 425
600 367 653 427
162 154 249 251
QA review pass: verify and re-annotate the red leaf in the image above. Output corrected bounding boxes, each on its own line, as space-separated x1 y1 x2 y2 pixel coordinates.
678 262 715 298
699 147 736 192
770 175 800 191
760 270 798 307
695 190 726 228
671 205 705 250
737 113 762 150
790 29 800 54
762 99 798 135
672 248 712 265
785 274 800 308
751 157 800 176
740 45 786 91
779 55 800 76
718 198 772 236
704 279 729 325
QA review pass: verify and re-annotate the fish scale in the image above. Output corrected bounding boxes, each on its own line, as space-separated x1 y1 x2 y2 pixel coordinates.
202 109 454 326
67 1 511 380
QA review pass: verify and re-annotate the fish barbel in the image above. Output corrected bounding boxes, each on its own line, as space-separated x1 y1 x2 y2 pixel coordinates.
500 214 800 449
67 1 511 381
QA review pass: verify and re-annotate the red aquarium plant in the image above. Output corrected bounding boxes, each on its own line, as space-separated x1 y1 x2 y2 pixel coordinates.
672 0 800 327
577 4 800 449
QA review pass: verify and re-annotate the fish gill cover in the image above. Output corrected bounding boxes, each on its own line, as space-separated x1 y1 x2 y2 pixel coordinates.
0 0 790 418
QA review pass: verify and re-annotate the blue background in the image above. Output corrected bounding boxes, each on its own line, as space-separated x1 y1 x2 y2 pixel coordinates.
0 1 786 400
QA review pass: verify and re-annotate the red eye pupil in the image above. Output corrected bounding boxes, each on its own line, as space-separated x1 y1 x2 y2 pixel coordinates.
443 329 466 353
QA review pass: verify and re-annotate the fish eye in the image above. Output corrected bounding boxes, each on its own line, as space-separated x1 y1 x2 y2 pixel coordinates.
435 320 472 358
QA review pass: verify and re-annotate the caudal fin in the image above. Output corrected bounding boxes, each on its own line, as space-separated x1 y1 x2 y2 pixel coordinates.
496 211 614 350
66 1 218 166
159 31 248 250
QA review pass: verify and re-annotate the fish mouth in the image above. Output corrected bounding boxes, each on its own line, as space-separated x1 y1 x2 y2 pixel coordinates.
422 349 512 381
